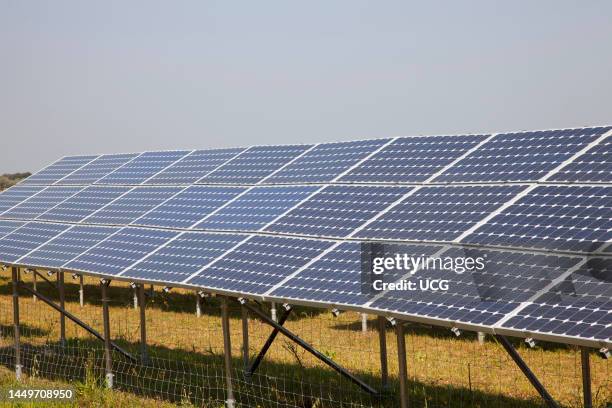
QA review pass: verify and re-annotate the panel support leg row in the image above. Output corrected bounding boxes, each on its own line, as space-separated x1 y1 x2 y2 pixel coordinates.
221 296 235 408
12 267 22 381
138 284 148 364
396 322 409 408
101 279 113 388
196 291 202 318
246 305 292 377
241 305 249 371
581 347 592 408
32 270 37 302
495 335 559 408
79 275 84 308
58 271 66 347
378 316 389 390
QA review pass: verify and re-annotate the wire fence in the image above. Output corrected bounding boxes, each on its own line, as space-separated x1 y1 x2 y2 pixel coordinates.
0 269 609 407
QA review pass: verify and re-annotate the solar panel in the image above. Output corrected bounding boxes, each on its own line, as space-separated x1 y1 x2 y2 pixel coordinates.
21 155 98 185
145 148 245 185
18 225 119 269
194 185 319 232
338 135 487 183
462 185 612 252
0 186 45 214
64 227 180 275
186 235 334 296
36 186 132 223
96 151 190 185
132 185 246 229
82 186 182 225
262 139 390 184
548 135 612 182
57 153 139 185
499 257 611 342
265 185 410 238
355 185 526 241
0 220 27 240
1 186 83 220
434 127 611 182
197 145 312 185
0 222 71 264
270 242 441 307
370 248 582 327
121 232 245 283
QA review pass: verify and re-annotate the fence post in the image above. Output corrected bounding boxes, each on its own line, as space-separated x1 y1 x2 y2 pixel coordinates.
79 275 84 308
396 321 408 408
138 284 148 364
241 305 249 370
581 347 592 408
32 270 37 302
221 296 235 408
100 279 113 388
58 271 66 347
12 266 22 380
196 291 202 317
361 313 368 332
378 316 388 390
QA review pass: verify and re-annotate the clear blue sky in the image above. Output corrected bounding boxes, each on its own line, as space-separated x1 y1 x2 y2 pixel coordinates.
1 1 611 173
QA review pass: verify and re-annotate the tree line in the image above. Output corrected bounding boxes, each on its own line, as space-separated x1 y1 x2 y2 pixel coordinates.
0 172 31 190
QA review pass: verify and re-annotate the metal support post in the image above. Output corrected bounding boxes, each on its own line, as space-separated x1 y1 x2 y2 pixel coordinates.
247 305 292 376
361 313 368 332
241 305 249 370
32 270 37 302
221 297 235 408
581 347 592 408
133 286 138 310
138 284 148 364
58 271 66 347
196 291 202 317
270 302 277 322
101 279 113 388
12 267 22 380
79 275 84 307
378 316 389 390
396 322 408 408
495 335 559 408
477 332 485 345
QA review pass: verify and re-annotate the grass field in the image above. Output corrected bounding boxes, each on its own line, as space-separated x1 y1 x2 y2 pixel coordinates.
0 272 610 407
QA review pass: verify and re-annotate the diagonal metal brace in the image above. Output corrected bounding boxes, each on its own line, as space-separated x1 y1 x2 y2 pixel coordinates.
33 270 58 291
239 299 378 395
495 335 559 408
246 303 292 376
18 281 137 362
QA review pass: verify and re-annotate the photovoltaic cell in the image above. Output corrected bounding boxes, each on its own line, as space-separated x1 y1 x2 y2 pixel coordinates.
500 258 611 342
263 139 390 183
132 185 245 229
462 185 612 252
187 235 334 296
21 155 98 185
197 145 312 184
82 186 183 225
339 135 486 183
0 186 45 214
265 185 410 238
548 135 612 182
194 185 318 231
0 222 71 264
58 153 139 185
18 225 119 269
434 127 611 182
1 186 83 220
370 248 582 327
65 227 180 275
356 185 525 242
96 151 190 185
145 148 245 185
122 232 245 283
0 220 27 240
36 186 132 223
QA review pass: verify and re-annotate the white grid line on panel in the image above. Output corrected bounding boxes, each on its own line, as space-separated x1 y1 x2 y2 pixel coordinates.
129 186 191 226
0 186 53 217
93 152 146 184
194 146 256 183
80 187 137 223
14 224 76 265
186 187 261 230
52 156 100 185
59 226 127 270
256 144 320 184
116 230 188 277
140 150 196 184
12 187 88 221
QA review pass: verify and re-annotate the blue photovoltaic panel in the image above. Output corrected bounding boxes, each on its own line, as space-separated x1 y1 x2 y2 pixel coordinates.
197 144 312 184
65 227 180 275
271 242 441 307
0 220 27 240
58 153 139 185
37 186 132 223
371 248 582 327
339 135 486 183
263 139 390 184
82 186 182 225
1 186 83 220
0 186 45 214
0 222 71 264
356 185 525 241
549 135 612 182
500 258 611 342
194 185 318 231
122 232 245 283
265 185 410 238
96 151 190 185
21 155 98 185
133 185 246 229
18 225 119 269
187 235 334 296
145 148 245 185
434 127 611 182
462 185 612 252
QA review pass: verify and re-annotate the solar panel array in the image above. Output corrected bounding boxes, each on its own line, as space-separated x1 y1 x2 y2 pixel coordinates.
1 125 610 348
